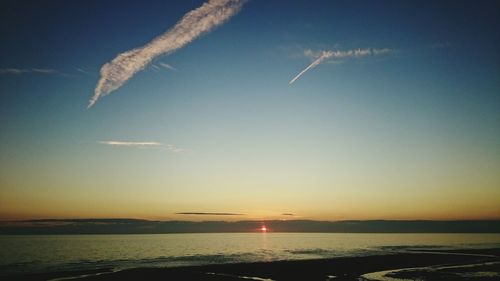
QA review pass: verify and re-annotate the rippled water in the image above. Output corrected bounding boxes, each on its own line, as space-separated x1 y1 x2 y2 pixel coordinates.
1 233 499 275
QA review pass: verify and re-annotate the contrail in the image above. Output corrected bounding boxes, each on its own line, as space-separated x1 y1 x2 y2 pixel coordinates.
289 51 333 84
289 48 391 84
0 68 57 75
88 0 246 108
159 62 178 71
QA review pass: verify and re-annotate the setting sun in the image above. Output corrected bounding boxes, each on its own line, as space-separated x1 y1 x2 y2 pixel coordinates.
260 226 267 232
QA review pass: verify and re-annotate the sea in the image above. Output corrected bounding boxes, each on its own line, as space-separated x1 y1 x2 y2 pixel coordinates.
1 233 500 276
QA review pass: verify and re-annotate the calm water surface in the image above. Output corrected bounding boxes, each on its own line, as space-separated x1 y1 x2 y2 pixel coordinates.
1 233 500 275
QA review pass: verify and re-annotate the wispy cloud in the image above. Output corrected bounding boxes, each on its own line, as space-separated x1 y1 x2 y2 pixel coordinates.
289 48 392 84
159 62 178 71
0 68 57 75
282 213 295 216
151 62 177 72
88 0 246 108
427 42 452 50
99 141 163 147
76 67 94 76
176 212 244 216
99 140 184 153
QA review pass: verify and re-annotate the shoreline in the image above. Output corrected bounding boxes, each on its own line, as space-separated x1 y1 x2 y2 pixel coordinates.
8 248 500 281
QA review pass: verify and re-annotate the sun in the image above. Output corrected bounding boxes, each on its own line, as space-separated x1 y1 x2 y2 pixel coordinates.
260 226 267 232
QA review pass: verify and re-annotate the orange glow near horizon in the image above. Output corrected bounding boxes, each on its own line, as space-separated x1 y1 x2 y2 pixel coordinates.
260 226 267 232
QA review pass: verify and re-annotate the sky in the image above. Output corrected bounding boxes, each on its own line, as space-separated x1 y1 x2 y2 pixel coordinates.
0 0 499 221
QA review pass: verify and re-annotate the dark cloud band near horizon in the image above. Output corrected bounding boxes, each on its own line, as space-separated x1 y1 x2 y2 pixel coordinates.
176 212 245 216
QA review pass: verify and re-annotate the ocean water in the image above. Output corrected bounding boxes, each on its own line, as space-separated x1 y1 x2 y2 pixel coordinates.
1 233 500 276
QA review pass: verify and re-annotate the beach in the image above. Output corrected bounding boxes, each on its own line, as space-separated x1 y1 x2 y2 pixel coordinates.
10 248 500 281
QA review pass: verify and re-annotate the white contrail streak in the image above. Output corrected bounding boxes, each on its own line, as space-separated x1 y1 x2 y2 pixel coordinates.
159 62 178 71
88 0 246 108
289 48 391 84
289 51 333 84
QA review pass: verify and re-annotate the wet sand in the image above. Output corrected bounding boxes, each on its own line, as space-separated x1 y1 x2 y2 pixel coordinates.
9 248 500 281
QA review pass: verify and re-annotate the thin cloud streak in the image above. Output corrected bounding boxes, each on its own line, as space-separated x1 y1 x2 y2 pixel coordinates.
76 68 94 75
289 52 331 84
159 62 178 71
99 140 184 153
289 48 391 84
0 68 57 75
176 212 245 216
88 0 246 108
99 141 163 147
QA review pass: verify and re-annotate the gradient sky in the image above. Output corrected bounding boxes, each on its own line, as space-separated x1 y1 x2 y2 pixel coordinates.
1 0 499 221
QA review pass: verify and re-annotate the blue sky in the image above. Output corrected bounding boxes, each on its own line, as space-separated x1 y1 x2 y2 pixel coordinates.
0 0 499 220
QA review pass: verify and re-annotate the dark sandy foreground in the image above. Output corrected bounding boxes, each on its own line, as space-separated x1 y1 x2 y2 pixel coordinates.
9 248 500 281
